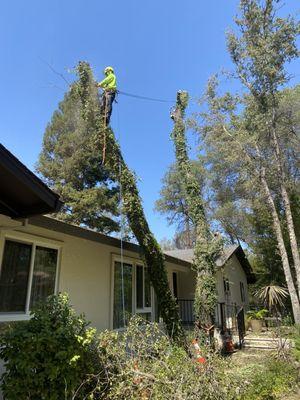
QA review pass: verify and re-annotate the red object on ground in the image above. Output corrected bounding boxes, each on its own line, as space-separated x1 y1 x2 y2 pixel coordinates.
192 339 207 364
225 338 235 353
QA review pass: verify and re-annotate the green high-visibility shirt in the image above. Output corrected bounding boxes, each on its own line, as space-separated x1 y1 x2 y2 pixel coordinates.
98 72 117 91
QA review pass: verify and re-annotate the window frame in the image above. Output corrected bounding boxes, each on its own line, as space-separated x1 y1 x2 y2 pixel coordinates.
135 264 152 313
0 232 61 322
110 254 154 330
172 271 178 299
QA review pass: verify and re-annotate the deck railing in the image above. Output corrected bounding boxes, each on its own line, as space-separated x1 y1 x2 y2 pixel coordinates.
177 299 244 332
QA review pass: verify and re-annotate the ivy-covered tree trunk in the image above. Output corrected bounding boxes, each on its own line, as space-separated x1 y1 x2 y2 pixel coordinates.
170 91 222 336
75 62 185 344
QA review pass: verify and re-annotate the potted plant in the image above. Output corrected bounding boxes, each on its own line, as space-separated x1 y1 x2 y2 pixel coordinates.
247 309 268 333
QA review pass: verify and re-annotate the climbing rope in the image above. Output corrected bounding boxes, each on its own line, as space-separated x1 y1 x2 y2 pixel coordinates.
102 93 108 165
116 106 126 328
118 90 173 103
119 159 126 328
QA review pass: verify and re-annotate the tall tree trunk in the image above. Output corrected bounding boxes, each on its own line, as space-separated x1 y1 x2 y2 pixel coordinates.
260 163 300 324
76 62 185 344
270 106 300 298
171 91 222 336
221 131 300 324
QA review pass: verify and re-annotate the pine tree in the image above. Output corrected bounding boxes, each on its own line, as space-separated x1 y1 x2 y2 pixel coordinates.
37 87 120 234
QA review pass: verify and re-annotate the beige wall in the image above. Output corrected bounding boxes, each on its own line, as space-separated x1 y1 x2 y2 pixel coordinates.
165 253 249 308
216 254 249 308
0 216 250 330
0 215 190 331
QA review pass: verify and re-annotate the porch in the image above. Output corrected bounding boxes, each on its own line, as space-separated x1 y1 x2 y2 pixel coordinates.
177 298 245 337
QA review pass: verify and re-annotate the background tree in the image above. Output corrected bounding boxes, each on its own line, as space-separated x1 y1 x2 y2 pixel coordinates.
194 0 300 322
203 86 300 289
155 161 205 248
37 88 120 234
227 0 300 298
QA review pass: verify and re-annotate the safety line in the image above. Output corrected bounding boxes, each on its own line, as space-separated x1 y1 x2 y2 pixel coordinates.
118 90 173 103
116 106 126 328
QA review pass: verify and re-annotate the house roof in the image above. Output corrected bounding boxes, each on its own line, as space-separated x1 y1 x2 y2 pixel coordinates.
165 245 256 284
0 144 63 218
29 215 192 269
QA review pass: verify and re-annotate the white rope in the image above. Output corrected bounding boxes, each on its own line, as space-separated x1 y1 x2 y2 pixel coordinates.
117 107 126 328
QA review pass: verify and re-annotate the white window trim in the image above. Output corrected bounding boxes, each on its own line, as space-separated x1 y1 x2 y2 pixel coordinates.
135 264 152 313
110 254 154 330
0 232 62 322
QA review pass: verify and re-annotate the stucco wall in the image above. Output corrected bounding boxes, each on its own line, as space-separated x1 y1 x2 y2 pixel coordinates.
217 254 249 308
165 253 249 308
0 215 251 397
0 216 190 331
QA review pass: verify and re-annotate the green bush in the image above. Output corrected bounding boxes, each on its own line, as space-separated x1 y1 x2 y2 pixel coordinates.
89 316 236 400
0 293 99 400
238 359 298 400
292 326 300 362
246 309 268 320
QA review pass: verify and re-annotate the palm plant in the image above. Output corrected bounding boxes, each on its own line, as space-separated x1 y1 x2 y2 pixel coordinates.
255 285 289 314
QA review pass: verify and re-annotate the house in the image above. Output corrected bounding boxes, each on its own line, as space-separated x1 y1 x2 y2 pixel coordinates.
0 144 254 393
165 247 255 331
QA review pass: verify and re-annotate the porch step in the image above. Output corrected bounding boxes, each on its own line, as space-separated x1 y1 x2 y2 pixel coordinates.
242 336 294 350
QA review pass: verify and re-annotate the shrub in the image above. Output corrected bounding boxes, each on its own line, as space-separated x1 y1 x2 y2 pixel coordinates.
238 359 298 400
292 326 300 362
0 293 98 400
83 316 237 400
246 309 268 320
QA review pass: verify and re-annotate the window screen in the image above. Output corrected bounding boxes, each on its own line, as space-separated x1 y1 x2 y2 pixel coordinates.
113 262 132 329
30 246 58 309
0 240 32 312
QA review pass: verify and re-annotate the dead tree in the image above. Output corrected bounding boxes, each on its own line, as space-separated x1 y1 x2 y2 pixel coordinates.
75 62 185 345
170 91 222 339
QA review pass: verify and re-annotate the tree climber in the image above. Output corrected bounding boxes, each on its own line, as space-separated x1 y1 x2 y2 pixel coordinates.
97 66 117 126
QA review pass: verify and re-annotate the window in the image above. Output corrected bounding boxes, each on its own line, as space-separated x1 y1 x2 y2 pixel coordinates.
240 281 245 302
112 260 152 329
136 264 151 310
0 241 32 312
223 278 230 294
0 239 58 316
172 272 178 299
30 246 58 309
113 262 133 329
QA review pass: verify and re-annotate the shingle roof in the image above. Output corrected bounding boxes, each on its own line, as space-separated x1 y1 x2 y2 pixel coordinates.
165 244 255 283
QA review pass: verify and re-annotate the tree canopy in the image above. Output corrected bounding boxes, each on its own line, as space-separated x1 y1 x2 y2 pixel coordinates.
38 87 120 234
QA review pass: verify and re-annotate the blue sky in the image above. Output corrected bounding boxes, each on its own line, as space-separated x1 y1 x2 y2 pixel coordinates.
1 0 299 241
